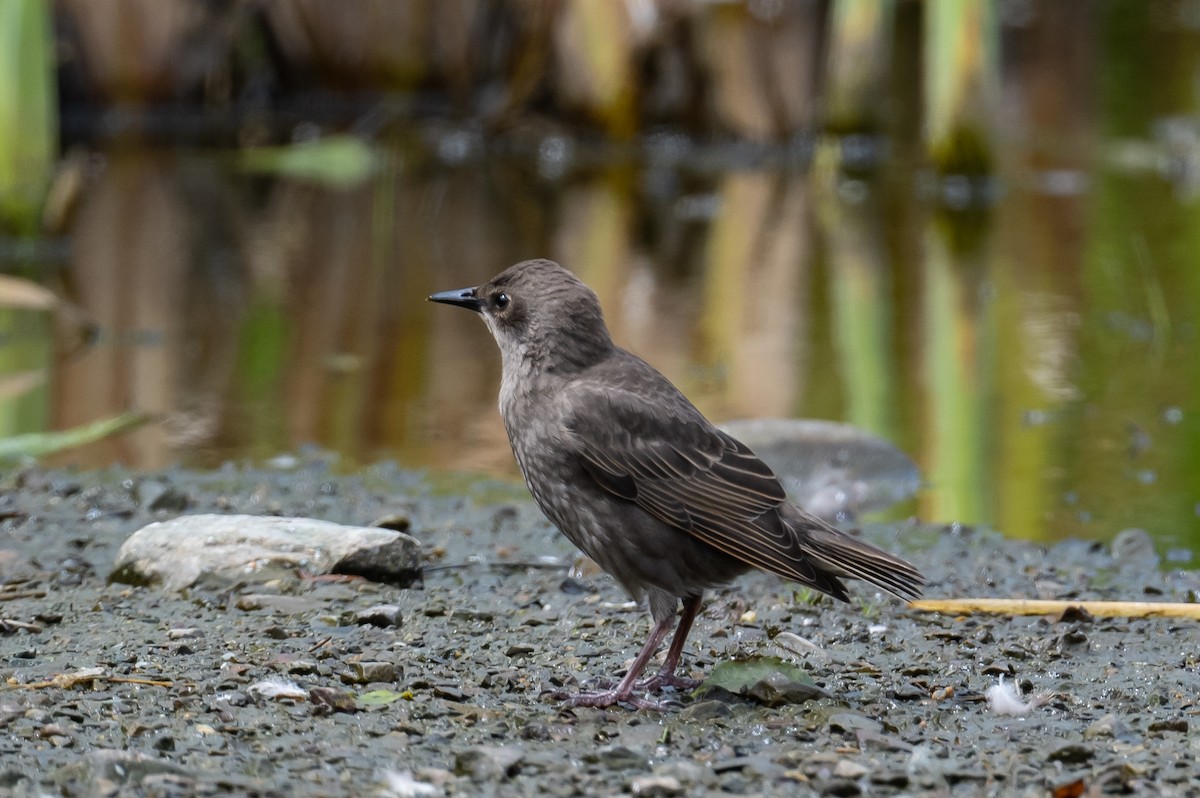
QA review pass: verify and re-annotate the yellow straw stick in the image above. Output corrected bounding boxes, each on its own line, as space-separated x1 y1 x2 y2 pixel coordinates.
908 598 1200 620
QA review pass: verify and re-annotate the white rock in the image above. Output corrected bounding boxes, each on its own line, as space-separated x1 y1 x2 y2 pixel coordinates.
110 514 421 591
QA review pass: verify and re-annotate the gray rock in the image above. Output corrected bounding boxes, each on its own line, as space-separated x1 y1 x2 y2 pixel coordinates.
346 661 398 684
834 759 869 779
593 744 648 770
1084 713 1125 739
454 745 524 780
1111 528 1160 572
236 594 327 614
679 700 733 722
629 775 684 797
1047 743 1094 764
718 419 919 519
356 603 404 628
110 514 421 591
746 671 827 706
53 749 192 792
828 712 883 735
653 760 713 786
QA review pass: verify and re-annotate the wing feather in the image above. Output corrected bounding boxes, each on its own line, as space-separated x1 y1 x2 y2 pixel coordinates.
562 364 923 601
564 382 822 585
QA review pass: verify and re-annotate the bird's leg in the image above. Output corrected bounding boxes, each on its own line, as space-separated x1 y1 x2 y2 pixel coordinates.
564 615 674 710
636 594 703 693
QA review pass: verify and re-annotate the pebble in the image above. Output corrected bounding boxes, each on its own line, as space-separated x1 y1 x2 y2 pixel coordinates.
166 627 201 639
454 745 525 780
356 603 404 628
827 712 882 735
1047 743 1094 764
652 759 712 786
679 700 732 721
1084 713 1125 739
746 671 827 706
833 760 869 779
348 661 397 684
628 775 683 797
593 744 648 770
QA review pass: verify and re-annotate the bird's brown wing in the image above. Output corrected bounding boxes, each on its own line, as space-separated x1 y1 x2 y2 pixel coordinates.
563 384 848 596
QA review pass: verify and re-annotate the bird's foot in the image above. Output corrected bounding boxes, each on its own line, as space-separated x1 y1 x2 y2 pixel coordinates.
559 688 672 711
636 671 701 694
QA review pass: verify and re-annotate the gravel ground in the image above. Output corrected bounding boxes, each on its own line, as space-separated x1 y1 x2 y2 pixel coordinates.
1 459 1199 797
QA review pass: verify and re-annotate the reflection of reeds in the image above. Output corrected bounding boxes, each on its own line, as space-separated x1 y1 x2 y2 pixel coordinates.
0 0 57 232
700 172 809 419
924 0 997 175
919 215 992 526
57 151 246 467
821 185 896 440
57 0 244 104
0 308 52 441
825 0 891 136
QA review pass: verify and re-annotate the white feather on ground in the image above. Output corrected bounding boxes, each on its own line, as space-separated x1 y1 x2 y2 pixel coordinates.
985 676 1054 716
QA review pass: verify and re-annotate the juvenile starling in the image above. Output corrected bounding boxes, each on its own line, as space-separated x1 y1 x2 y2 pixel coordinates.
430 259 924 709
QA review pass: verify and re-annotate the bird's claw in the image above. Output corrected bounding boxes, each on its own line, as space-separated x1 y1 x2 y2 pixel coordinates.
551 688 678 711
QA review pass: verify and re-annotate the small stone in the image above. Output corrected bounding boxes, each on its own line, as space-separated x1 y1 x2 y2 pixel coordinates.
1111 528 1159 571
828 713 882 735
652 760 712 786
355 604 403 628
370 513 411 532
679 700 733 722
236 594 325 615
629 775 683 797
263 625 290 640
454 745 524 780
285 660 320 675
1084 713 1124 739
505 644 535 657
833 760 869 779
820 778 862 797
135 479 191 513
309 687 358 714
348 661 397 684
53 749 190 789
593 744 647 769
1047 743 1094 764
167 628 201 640
871 771 909 788
1057 605 1094 624
746 671 826 706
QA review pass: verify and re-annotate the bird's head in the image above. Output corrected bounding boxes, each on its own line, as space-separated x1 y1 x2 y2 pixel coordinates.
429 259 614 373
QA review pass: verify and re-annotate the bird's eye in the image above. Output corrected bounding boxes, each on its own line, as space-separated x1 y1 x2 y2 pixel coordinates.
495 292 510 310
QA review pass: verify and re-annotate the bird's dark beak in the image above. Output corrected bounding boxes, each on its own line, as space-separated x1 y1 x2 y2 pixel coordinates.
428 286 483 312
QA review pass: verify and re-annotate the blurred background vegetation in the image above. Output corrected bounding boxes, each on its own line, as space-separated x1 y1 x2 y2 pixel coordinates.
1 0 1199 555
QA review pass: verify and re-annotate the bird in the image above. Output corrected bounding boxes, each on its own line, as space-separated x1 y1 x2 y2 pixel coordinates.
429 259 924 709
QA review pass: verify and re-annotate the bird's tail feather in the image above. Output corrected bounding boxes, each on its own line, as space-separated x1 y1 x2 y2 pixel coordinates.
800 524 925 601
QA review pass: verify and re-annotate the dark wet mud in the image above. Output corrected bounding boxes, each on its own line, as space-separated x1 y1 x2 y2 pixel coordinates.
1 460 1198 797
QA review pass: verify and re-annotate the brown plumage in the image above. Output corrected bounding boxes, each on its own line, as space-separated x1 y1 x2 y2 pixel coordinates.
430 259 924 709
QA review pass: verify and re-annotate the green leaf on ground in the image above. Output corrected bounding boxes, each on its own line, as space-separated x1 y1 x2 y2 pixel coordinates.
696 656 827 706
357 689 411 706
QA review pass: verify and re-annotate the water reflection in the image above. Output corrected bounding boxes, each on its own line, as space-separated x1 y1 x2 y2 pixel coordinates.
3 136 1197 556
